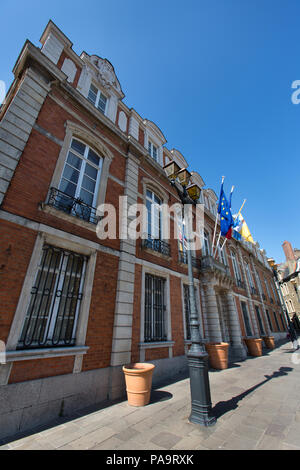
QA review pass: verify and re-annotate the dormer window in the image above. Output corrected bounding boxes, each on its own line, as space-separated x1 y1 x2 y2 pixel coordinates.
148 141 158 162
88 83 107 115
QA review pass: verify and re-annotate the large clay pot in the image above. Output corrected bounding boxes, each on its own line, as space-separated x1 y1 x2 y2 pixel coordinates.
205 342 229 370
122 362 155 406
244 338 263 357
262 336 275 349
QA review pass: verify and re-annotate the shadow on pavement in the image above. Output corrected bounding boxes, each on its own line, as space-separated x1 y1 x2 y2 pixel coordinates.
149 390 173 404
212 366 293 419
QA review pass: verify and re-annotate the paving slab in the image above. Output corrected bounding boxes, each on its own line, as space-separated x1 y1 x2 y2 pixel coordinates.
1 340 300 451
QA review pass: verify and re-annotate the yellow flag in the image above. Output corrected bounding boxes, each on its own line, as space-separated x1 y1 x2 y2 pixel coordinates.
240 213 255 243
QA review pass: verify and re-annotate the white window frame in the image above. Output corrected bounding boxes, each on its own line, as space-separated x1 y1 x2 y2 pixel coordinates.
203 231 211 256
88 83 108 115
146 189 163 239
148 140 158 162
245 262 254 289
59 138 103 209
231 250 241 281
264 277 271 298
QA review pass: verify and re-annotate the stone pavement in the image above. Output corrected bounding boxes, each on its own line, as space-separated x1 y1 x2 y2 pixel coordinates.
1 340 300 451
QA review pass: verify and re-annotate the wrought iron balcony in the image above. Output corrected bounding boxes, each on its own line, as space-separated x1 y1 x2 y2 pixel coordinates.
270 297 274 304
200 255 232 280
262 293 266 300
142 236 171 257
178 251 200 269
47 187 100 225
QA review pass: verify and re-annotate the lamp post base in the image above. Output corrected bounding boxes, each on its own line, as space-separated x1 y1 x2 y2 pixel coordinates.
187 348 217 427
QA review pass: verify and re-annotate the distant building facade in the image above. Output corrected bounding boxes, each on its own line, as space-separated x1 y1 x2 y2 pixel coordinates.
0 21 286 439
275 241 300 330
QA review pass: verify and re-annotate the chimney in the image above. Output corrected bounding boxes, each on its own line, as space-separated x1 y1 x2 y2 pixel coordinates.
282 241 296 261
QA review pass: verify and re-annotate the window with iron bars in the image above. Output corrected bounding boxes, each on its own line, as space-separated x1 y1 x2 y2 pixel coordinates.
144 274 167 342
18 244 87 349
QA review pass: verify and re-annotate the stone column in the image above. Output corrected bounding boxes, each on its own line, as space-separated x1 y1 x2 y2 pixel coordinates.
203 283 223 343
225 291 247 360
109 153 139 400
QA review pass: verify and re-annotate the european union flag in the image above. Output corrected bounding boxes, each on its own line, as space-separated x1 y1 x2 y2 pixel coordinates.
218 183 234 238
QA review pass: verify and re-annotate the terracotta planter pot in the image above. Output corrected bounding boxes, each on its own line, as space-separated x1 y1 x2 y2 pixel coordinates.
205 342 229 370
262 336 275 349
244 338 263 357
122 362 155 406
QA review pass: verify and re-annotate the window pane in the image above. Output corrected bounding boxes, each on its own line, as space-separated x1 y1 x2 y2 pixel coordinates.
79 188 94 206
88 84 97 105
144 273 166 342
97 93 107 113
67 151 82 170
62 164 80 184
146 190 153 200
154 194 161 205
85 163 97 180
71 139 86 156
82 175 96 193
59 178 77 197
87 148 100 166
152 146 157 161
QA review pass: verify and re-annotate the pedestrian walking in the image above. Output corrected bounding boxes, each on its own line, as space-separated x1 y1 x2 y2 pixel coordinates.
288 324 299 350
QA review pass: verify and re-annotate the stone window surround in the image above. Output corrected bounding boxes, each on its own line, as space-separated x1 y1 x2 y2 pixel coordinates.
144 128 164 167
88 82 108 116
139 265 173 361
3 230 97 375
47 120 114 221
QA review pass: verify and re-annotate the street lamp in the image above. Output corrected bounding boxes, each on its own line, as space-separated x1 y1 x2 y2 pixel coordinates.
164 163 216 426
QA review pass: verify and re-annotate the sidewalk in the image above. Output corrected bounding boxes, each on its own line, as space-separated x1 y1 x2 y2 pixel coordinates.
1 340 300 450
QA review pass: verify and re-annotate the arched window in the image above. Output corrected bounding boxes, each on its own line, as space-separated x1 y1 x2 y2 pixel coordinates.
59 138 102 206
245 262 254 289
231 250 241 282
52 138 103 224
202 231 211 256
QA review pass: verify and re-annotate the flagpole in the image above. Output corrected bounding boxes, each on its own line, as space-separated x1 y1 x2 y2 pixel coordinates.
213 232 221 258
220 237 227 252
211 204 219 255
211 176 224 254
237 199 246 217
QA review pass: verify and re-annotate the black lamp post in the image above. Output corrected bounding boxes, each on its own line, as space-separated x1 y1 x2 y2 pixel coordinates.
165 165 216 426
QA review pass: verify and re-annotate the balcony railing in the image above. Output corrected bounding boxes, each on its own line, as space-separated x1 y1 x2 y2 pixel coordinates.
270 297 274 304
200 255 232 278
47 187 100 225
178 251 200 269
142 236 171 257
262 293 266 301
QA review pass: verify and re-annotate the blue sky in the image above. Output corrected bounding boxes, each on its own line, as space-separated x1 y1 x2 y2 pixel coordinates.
1 0 300 263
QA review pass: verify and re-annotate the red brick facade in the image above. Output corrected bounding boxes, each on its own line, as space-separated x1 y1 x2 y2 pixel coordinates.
0 21 286 436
